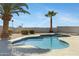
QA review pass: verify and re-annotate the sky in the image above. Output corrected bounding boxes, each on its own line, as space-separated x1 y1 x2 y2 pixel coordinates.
0 3 79 28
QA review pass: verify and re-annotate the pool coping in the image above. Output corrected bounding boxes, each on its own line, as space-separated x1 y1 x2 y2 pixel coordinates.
9 33 55 43
9 33 69 50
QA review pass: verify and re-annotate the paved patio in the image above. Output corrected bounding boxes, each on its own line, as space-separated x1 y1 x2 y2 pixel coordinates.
9 34 79 56
1 33 79 56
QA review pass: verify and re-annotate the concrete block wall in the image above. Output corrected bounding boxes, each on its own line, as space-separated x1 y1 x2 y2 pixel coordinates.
57 26 79 33
15 26 79 33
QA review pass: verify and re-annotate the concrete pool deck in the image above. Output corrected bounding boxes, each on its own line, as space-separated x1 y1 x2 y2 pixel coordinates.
1 33 79 56
8 33 79 56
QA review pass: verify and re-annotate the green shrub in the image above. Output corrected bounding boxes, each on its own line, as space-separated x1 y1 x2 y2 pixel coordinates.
29 30 35 34
21 30 28 35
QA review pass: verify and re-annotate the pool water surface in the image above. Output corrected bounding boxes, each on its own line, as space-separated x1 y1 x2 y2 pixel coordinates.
13 35 69 49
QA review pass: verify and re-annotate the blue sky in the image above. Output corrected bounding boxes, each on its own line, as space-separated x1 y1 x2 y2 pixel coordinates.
0 3 79 28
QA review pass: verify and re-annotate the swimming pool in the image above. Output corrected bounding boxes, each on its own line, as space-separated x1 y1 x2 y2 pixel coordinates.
12 35 69 49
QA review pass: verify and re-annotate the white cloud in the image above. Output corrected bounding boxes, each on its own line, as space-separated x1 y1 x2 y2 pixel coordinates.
60 16 79 23
58 12 79 23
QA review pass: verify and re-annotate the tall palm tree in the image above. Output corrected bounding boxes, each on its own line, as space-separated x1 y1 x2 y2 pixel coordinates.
45 11 57 33
0 3 30 40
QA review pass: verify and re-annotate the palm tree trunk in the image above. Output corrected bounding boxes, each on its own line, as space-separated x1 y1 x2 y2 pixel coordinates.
1 20 9 40
50 16 53 33
1 15 11 40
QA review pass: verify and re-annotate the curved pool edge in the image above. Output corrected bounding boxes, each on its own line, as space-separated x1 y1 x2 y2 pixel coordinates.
9 33 69 49
9 34 41 43
9 33 55 43
9 33 69 45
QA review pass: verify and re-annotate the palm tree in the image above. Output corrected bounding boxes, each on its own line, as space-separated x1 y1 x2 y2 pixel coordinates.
0 3 30 40
45 11 57 33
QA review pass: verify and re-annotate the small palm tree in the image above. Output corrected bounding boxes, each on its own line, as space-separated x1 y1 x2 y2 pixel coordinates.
0 3 30 40
45 11 57 33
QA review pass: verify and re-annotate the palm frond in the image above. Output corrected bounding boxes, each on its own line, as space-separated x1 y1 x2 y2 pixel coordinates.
53 12 57 16
13 12 19 16
45 10 57 17
12 10 30 16
45 14 48 17
12 6 30 14
11 3 30 15
0 4 4 14
15 3 29 9
0 3 30 16
20 9 30 14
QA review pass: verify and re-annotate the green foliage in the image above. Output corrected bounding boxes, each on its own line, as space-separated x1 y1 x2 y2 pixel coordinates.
21 30 28 35
45 11 57 17
0 3 30 16
29 30 35 34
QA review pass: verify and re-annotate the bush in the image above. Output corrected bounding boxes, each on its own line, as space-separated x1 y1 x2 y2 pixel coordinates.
16 29 21 33
8 29 13 35
21 30 28 35
29 30 35 34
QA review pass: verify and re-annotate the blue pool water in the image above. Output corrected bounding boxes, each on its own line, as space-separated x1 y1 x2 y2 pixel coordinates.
13 35 69 49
